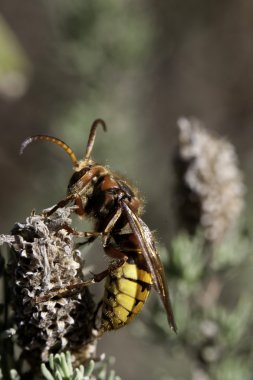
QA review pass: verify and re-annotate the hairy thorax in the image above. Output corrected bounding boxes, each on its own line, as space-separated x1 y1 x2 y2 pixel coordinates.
67 161 141 232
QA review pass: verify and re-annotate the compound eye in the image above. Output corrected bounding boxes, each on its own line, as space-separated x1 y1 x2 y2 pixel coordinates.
68 167 90 188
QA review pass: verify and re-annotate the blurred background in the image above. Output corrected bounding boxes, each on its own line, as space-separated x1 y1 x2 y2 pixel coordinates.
0 1 253 379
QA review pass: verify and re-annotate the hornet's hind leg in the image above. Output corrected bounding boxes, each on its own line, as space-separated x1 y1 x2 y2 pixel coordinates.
35 245 127 303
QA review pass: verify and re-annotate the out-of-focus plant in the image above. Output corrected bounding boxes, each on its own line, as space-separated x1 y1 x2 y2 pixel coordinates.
134 118 253 380
174 117 245 243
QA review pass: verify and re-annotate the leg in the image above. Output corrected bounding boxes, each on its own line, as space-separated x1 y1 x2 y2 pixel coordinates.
102 208 123 247
74 208 122 250
104 245 128 262
75 235 98 249
35 247 127 303
44 194 74 217
60 224 102 239
35 269 109 304
44 193 85 217
35 278 95 303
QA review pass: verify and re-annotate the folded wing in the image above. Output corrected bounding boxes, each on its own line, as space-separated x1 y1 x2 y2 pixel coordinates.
121 201 177 333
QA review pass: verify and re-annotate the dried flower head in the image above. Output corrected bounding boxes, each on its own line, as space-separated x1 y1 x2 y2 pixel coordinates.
174 117 245 243
4 207 95 364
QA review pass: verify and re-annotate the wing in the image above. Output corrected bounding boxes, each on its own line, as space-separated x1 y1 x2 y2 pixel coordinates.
121 201 177 333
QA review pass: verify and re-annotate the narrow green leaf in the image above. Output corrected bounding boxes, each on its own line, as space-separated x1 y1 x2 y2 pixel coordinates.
41 363 55 380
84 360 95 377
49 353 55 371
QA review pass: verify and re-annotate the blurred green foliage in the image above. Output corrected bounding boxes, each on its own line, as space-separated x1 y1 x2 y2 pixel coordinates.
52 0 153 72
140 228 253 380
0 16 28 76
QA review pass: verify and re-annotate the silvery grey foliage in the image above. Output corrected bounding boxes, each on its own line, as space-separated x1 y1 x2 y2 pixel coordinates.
175 117 245 243
41 351 121 380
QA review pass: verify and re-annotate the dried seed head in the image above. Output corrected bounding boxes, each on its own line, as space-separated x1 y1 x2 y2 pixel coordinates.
174 117 245 243
6 207 95 364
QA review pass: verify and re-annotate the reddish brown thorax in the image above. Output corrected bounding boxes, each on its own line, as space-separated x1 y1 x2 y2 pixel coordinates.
67 160 141 235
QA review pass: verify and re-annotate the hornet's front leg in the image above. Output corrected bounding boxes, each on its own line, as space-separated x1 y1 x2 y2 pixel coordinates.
44 193 85 217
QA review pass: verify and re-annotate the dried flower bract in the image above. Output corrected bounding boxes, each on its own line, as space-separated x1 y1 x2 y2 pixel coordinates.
4 207 95 364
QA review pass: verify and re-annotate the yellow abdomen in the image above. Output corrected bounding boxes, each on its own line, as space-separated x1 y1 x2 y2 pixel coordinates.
100 260 152 331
